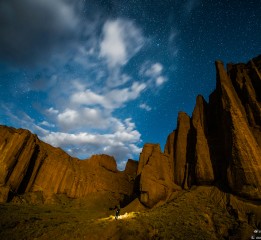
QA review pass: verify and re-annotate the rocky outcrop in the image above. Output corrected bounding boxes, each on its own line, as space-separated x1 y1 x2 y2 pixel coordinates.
137 144 180 208
164 130 175 165
173 112 191 189
137 55 261 207
0 55 260 207
125 159 138 176
170 56 260 199
214 60 261 200
192 95 214 185
0 126 135 203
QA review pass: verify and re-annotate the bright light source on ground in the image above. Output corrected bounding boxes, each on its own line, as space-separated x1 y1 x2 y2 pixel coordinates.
117 212 140 220
118 212 132 219
97 212 139 223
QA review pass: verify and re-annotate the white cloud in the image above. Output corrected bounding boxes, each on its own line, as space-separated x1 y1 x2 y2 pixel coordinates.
2 104 50 136
140 62 167 87
139 103 152 111
57 108 78 125
41 117 142 169
129 144 142 155
71 82 146 110
1 12 168 171
56 107 111 131
106 72 132 88
100 20 126 66
39 121 55 128
144 63 163 77
37 67 147 168
18 114 50 135
156 76 167 86
71 89 107 107
3 103 141 166
46 107 59 115
100 19 145 67
43 117 140 146
34 125 50 135
117 160 128 171
105 82 146 108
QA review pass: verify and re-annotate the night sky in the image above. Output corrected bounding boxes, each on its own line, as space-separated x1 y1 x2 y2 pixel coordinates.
0 0 260 169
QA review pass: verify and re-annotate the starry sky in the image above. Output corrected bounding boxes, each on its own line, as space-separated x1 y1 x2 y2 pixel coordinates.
0 0 260 169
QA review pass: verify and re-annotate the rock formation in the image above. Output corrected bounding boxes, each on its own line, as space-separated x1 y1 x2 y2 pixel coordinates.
136 144 180 208
0 126 136 203
137 55 261 207
214 59 261 200
192 95 214 185
0 55 260 207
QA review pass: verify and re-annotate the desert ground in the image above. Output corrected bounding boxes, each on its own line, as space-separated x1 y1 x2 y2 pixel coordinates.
0 186 260 240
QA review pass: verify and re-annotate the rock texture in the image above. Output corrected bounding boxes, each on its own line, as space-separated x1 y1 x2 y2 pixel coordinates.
137 55 261 207
0 55 260 207
174 112 191 189
137 144 180 208
214 60 261 200
0 126 135 203
192 95 214 185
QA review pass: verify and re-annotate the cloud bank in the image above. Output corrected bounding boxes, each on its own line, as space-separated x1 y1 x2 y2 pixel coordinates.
0 0 169 170
0 0 81 66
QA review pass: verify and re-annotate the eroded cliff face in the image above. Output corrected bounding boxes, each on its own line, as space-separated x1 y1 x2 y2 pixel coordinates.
0 56 260 207
136 144 181 208
137 55 261 207
0 126 137 203
214 59 261 200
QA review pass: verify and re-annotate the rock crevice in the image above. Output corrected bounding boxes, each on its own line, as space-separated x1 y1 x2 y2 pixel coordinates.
137 55 261 207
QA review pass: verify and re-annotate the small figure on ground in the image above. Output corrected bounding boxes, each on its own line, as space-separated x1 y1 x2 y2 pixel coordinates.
114 205 120 220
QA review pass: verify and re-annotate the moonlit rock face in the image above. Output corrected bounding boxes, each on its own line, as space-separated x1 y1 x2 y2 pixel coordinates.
0 126 136 203
137 143 181 208
214 58 261 200
0 56 260 207
138 56 261 207
192 95 214 185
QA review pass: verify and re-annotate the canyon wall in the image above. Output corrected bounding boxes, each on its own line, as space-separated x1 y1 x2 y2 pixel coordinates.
0 55 260 207
137 55 261 207
0 126 137 203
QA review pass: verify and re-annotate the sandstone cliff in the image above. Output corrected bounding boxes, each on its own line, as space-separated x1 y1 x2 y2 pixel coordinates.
0 126 137 203
136 144 181 208
213 59 261 200
137 55 261 207
0 56 260 208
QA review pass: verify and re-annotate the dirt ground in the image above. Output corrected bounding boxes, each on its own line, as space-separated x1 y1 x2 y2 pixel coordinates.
0 186 260 240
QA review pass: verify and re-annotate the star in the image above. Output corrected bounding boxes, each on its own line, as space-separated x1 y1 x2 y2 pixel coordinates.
0 0 260 169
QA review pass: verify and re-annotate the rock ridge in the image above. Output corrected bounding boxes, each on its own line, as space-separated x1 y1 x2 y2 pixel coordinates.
136 55 261 207
0 55 260 207
0 125 137 203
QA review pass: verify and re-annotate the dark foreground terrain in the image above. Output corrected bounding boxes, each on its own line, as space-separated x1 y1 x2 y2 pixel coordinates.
0 186 260 240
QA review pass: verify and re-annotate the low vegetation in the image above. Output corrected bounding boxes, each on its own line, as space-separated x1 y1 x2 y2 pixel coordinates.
0 186 259 240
